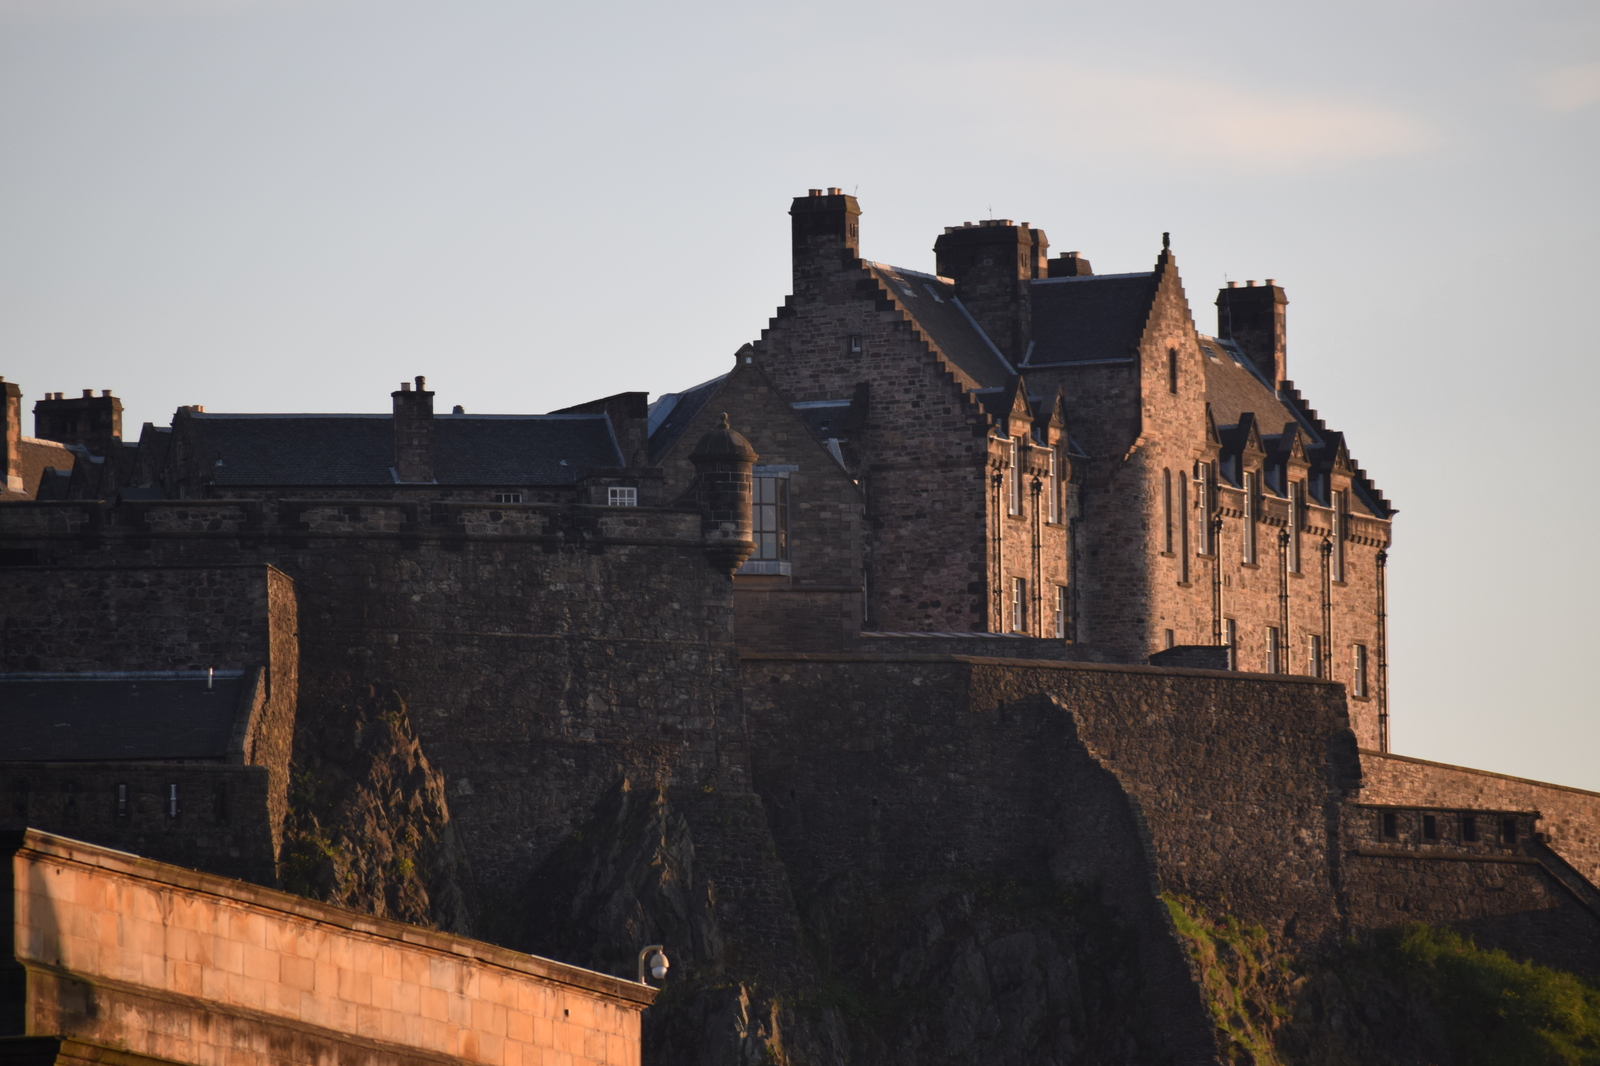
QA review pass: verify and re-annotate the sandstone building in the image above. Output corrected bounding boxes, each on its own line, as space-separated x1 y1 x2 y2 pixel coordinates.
0 193 1596 1065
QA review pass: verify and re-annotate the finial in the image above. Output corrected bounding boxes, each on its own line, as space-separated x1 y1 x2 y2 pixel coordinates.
721 412 730 430
1162 232 1170 250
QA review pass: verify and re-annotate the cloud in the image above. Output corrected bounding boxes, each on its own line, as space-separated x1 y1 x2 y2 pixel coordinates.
954 66 1441 176
1535 64 1600 112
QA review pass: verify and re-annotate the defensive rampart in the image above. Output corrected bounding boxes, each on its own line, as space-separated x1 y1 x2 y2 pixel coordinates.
0 829 654 1066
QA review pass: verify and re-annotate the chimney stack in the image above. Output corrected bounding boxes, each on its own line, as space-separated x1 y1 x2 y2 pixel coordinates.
1216 280 1288 385
32 388 124 456
1047 251 1093 278
1 377 22 494
392 375 435 483
789 188 861 293
933 220 1049 363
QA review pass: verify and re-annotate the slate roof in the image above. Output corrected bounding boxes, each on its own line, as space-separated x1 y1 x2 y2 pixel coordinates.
1 437 75 500
0 671 248 762
646 374 727 464
1025 273 1156 366
868 264 1014 388
1199 336 1308 440
190 413 622 486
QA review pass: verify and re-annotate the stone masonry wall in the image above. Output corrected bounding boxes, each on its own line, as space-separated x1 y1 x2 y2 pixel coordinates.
2 830 654 1066
1358 750 1600 886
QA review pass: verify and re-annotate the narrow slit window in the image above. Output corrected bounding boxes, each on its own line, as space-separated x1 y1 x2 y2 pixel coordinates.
115 782 129 820
1162 469 1173 553
1243 472 1257 564
1501 817 1518 844
1007 442 1022 516
61 781 78 824
1266 626 1282 674
1012 577 1027 633
1047 449 1061 524
1309 635 1324 678
1352 644 1369 698
1167 348 1178 394
1178 476 1189 583
1054 586 1067 639
1224 618 1237 670
1288 481 1304 574
1462 815 1478 842
1332 489 1346 582
1422 814 1438 840
1196 463 1214 555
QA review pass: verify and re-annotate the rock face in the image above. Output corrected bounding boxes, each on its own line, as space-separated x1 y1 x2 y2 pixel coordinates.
278 679 471 935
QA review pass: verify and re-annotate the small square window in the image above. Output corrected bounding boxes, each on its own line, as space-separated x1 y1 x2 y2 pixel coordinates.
492 492 523 504
608 486 638 507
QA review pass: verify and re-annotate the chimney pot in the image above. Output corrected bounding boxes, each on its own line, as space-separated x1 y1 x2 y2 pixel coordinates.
1227 281 1238 288
826 187 841 195
1246 280 1256 287
415 375 426 390
809 188 822 196
102 389 111 397
401 382 411 392
82 389 92 398
1266 278 1275 286
452 404 464 414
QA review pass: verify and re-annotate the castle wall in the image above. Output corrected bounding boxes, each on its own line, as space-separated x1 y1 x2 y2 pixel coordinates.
2 829 653 1066
0 500 750 925
1357 750 1600 886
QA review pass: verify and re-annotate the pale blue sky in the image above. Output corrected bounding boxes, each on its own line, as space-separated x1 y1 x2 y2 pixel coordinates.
2 0 1596 785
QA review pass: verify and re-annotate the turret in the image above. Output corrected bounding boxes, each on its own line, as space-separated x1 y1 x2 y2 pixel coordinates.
689 414 757 573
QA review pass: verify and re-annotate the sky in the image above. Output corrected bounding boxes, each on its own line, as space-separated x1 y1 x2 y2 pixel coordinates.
2 0 1596 786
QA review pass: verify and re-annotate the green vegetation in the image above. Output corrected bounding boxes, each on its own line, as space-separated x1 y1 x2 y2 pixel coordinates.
1377 923 1600 1066
1162 893 1290 1065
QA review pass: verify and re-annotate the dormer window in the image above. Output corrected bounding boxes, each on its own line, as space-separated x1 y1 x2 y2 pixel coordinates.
607 486 638 507
493 492 523 504
1006 440 1022 516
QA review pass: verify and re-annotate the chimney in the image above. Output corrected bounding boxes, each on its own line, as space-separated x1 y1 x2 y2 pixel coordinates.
32 387 124 456
1047 251 1093 277
789 188 861 293
933 219 1049 363
392 375 435 482
1216 280 1287 385
1 377 21 494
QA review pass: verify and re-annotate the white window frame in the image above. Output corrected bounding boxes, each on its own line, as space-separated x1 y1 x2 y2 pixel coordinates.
606 486 637 507
1243 472 1257 564
1047 448 1061 524
1006 440 1022 516
1012 577 1027 633
1054 585 1067 639
1353 644 1369 697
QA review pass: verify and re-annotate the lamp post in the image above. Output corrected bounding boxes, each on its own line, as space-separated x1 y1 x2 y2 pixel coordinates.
637 945 669 985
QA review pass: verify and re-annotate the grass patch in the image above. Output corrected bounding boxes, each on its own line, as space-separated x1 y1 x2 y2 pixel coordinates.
1163 893 1290 1065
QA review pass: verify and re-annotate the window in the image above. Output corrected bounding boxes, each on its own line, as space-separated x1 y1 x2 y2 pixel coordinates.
752 476 789 561
1167 348 1178 394
167 783 181 820
1381 811 1398 839
115 782 129 821
1224 619 1237 669
1178 475 1189 583
606 486 637 507
1162 469 1173 553
1012 578 1027 633
1422 814 1438 840
1266 626 1282 674
1006 441 1022 516
848 334 862 354
1501 817 1518 844
1288 481 1304 574
61 781 78 825
1352 644 1369 698
1196 463 1214 555
1462 815 1478 842
1054 586 1067 639
1309 635 1324 678
1242 472 1258 564
1047 449 1061 524
1332 489 1347 582
492 492 523 504
1164 629 1175 650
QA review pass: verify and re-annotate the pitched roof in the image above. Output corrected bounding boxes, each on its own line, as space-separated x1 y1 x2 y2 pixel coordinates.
189 413 622 486
1199 336 1298 434
868 264 1014 388
1024 273 1156 365
1 437 75 500
646 374 728 464
0 671 249 761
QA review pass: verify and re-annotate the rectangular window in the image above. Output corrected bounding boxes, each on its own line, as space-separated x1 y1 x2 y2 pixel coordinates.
848 334 862 354
1167 348 1178 394
1352 644 1369 697
1332 489 1346 582
492 492 523 504
1162 469 1173 553
1164 629 1175 650
167 783 181 820
1007 442 1022 516
752 476 789 561
1196 463 1214 555
1501 817 1518 844
1054 586 1067 639
1225 618 1237 669
1381 811 1398 839
1178 476 1189 583
1422 814 1438 840
1266 626 1281 674
606 486 637 507
1012 577 1027 633
1289 481 1304 574
115 782 129 821
1242 472 1257 564
1309 635 1324 678
1462 815 1478 842
1047 449 1061 524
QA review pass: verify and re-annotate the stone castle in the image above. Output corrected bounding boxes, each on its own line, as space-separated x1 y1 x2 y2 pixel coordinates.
2 191 1597 1065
